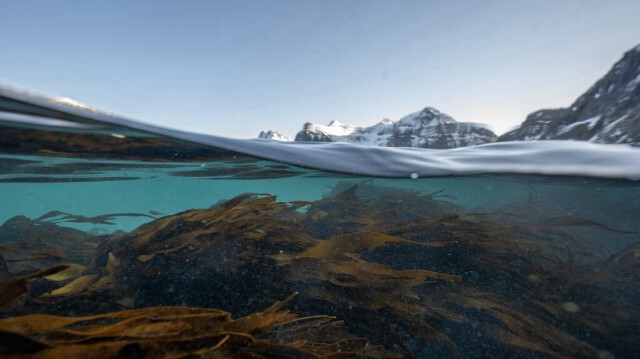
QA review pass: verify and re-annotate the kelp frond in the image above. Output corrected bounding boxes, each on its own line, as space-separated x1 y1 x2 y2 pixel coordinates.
0 294 391 358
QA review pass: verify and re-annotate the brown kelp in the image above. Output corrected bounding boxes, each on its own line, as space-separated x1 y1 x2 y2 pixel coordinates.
0 182 637 358
0 264 69 307
0 293 392 358
0 216 98 275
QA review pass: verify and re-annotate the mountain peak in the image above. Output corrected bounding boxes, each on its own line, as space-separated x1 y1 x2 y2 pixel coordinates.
301 120 357 137
258 130 292 141
289 107 495 148
499 43 640 145
398 106 456 126
422 106 442 114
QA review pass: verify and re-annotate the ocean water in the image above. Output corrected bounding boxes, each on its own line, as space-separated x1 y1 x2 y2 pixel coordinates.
0 86 639 358
1 154 638 238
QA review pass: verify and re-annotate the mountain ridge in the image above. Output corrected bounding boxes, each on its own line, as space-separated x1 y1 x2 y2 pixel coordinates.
498 44 640 144
260 43 640 148
293 107 497 149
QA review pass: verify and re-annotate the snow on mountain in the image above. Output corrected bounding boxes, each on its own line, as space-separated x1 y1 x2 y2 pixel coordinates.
499 43 640 145
304 120 358 137
261 45 640 147
290 107 496 149
258 130 291 141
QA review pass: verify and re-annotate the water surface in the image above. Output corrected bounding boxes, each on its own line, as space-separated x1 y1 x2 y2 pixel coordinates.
0 85 638 358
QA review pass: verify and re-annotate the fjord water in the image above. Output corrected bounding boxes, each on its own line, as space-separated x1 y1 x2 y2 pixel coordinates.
1 151 639 358
2 154 638 240
1 86 639 358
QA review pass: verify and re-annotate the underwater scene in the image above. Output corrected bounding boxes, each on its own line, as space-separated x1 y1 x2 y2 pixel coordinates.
1 152 639 358
0 88 639 358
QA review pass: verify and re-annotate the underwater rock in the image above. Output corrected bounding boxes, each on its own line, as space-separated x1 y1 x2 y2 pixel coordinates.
0 216 97 275
0 184 637 358
0 215 89 243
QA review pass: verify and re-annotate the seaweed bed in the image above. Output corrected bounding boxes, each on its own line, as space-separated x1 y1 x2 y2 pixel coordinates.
0 182 638 358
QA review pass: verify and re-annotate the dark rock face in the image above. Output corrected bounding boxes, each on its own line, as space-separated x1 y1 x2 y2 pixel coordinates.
383 108 498 148
0 215 90 244
292 108 497 149
499 44 640 145
258 130 291 141
294 123 335 142
0 215 96 274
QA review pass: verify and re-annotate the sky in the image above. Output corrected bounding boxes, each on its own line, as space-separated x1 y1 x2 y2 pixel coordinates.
1 0 639 138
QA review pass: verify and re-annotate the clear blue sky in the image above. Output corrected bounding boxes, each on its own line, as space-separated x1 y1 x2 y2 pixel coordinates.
1 0 639 138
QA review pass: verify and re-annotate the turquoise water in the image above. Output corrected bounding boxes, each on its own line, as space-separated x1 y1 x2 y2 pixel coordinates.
1 152 639 358
3 154 637 238
0 86 639 358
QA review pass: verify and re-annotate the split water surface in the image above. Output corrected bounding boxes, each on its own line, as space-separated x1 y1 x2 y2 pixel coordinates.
0 87 639 358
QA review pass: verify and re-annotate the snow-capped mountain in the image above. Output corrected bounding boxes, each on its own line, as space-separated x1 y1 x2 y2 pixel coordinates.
294 118 393 144
260 44 639 147
258 130 292 141
499 43 640 145
264 107 496 149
